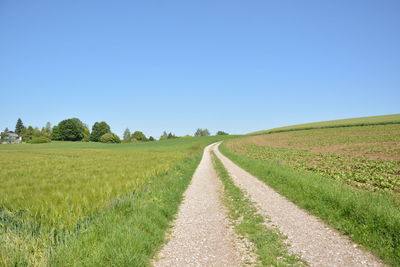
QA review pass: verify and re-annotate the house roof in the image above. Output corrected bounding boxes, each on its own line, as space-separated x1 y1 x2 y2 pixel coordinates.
1 131 20 137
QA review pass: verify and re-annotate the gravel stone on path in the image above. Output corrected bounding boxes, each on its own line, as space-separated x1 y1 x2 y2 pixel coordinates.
213 143 384 267
153 144 248 267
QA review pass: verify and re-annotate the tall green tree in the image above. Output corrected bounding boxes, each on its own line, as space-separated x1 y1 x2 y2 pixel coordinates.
131 131 147 141
123 128 131 141
51 126 61 140
15 118 25 135
58 118 85 141
82 125 90 142
33 127 41 137
45 122 52 134
22 126 34 141
90 121 111 142
216 131 228 135
41 127 47 136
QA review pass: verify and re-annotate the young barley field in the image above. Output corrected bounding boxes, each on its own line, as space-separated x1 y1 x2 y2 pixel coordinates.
0 137 225 266
221 122 400 265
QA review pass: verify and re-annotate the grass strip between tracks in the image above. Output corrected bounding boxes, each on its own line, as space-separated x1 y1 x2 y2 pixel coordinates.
211 152 305 266
219 143 400 266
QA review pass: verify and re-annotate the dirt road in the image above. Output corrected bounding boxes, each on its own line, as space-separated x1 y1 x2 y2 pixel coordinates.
154 143 383 266
153 144 245 267
212 143 383 267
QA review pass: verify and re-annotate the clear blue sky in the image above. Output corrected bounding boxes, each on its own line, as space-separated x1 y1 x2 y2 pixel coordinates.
1 0 399 137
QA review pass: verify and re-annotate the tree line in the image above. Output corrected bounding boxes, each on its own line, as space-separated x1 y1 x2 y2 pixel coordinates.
11 118 123 143
3 118 229 144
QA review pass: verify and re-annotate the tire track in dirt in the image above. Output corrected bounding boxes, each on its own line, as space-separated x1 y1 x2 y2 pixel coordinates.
153 144 246 267
213 143 384 267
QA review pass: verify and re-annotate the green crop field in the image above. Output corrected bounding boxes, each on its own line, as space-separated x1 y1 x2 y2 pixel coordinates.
228 124 400 193
251 114 400 135
0 136 226 266
221 115 400 265
2 114 399 266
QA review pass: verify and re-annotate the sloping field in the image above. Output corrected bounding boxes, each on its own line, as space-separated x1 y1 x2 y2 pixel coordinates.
222 119 400 265
231 124 400 193
0 137 225 266
251 113 400 135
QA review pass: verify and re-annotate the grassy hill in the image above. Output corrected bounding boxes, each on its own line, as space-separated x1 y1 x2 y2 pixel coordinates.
251 114 400 135
223 116 400 265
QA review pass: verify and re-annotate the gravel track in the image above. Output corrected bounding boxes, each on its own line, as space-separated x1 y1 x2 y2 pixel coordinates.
153 144 245 267
213 143 384 267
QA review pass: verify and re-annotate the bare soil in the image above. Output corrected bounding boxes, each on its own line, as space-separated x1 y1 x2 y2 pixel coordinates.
249 135 400 160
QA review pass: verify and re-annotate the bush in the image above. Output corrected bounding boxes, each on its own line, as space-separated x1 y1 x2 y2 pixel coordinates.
100 133 121 143
29 136 51 144
216 131 229 135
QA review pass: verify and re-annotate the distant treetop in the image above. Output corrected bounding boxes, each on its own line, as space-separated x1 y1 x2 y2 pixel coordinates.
131 131 147 141
58 118 85 141
194 128 210 137
15 118 25 135
90 121 111 142
123 128 131 141
160 131 178 140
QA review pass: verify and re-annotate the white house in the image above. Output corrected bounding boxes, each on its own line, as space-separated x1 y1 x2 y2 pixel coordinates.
1 131 22 144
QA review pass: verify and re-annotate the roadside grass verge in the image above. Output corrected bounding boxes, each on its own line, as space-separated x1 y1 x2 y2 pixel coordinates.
49 150 202 266
220 143 400 266
211 152 305 266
